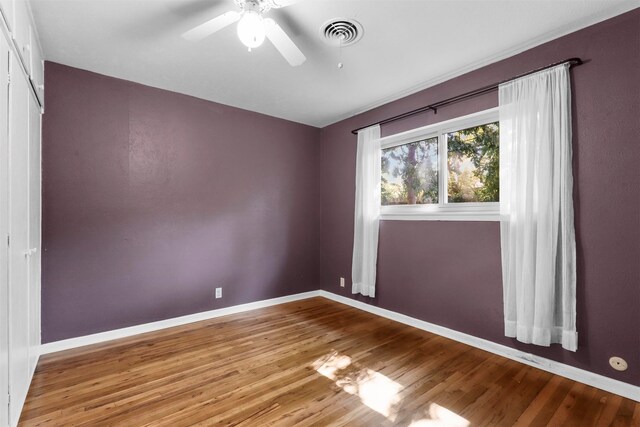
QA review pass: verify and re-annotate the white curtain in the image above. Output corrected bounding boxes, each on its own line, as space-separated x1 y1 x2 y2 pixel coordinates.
352 125 381 297
499 64 577 351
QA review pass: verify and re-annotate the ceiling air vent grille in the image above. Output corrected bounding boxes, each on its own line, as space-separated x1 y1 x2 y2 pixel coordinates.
320 18 363 47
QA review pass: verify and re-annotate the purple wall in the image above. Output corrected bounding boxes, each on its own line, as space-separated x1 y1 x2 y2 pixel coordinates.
319 9 640 386
43 9 639 387
42 62 321 342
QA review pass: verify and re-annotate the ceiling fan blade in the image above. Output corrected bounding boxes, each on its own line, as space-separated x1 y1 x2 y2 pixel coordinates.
264 18 306 67
267 0 304 8
182 11 240 41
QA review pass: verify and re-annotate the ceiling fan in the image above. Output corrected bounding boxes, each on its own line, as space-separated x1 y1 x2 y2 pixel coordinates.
182 0 306 67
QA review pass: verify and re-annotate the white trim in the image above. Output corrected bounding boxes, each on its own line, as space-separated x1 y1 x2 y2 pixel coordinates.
380 211 499 222
318 290 640 402
379 108 500 148
327 1 640 128
40 291 321 354
9 341 39 427
381 201 500 221
39 289 639 402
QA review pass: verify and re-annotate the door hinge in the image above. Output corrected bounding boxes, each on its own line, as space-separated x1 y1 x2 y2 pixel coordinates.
6 234 9 247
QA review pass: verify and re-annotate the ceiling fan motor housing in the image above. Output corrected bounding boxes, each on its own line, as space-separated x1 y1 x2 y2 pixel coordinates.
185 0 306 66
236 0 282 14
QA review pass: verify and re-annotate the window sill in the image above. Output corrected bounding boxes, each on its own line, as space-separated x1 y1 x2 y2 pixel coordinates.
380 206 500 221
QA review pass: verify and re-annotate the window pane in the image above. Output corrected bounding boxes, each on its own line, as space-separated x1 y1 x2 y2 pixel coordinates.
447 122 499 203
381 137 438 205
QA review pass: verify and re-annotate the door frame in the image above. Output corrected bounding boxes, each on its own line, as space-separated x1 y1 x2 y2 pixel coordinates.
0 36 11 427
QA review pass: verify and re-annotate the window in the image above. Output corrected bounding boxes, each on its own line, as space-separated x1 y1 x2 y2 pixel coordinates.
382 137 438 206
380 108 499 220
446 122 500 203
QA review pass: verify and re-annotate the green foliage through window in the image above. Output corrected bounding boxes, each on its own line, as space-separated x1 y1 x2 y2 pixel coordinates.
381 137 438 205
380 120 499 207
447 122 499 203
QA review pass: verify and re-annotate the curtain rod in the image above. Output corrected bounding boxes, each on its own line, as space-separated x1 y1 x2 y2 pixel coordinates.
350 57 584 135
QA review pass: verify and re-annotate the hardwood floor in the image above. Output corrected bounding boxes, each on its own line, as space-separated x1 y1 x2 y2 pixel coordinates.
20 297 639 426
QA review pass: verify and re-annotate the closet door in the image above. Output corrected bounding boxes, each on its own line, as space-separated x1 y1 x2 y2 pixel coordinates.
12 0 30 76
0 35 10 427
7 51 30 426
27 86 40 374
0 0 13 33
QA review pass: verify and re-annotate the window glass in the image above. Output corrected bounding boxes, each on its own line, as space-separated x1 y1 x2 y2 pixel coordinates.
381 137 438 205
446 122 499 203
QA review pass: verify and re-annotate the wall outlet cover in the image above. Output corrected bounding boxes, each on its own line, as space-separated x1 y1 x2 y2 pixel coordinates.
215 288 222 299
609 356 628 371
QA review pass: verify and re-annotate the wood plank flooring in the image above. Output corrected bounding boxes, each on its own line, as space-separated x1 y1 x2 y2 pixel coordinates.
20 297 640 426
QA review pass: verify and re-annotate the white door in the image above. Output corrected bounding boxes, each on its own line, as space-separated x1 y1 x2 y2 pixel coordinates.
27 88 40 374
0 35 10 427
7 51 30 426
0 0 13 33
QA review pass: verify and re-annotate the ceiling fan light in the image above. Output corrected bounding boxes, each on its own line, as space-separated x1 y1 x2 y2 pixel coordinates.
237 11 265 49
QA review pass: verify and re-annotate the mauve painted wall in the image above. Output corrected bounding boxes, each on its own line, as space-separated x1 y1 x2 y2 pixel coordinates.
319 9 640 386
42 62 321 342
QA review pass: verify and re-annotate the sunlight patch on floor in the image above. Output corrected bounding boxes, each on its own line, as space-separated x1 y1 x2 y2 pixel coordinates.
312 351 470 425
408 402 470 427
312 351 402 421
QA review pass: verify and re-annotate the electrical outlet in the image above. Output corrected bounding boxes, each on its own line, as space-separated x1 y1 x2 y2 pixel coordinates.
215 288 222 299
340 277 345 287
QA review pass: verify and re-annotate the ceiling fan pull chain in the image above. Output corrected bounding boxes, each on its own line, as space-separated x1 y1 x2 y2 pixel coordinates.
337 35 344 69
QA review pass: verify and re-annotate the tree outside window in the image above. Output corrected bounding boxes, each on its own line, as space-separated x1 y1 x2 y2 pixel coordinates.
381 122 499 206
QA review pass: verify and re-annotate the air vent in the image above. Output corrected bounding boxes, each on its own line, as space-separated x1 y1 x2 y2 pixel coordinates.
320 18 363 47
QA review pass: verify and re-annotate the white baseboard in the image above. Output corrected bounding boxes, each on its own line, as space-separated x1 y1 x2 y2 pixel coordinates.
319 290 640 402
39 288 639 402
40 291 321 354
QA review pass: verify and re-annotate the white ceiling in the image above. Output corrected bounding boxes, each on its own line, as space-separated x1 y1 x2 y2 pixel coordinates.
30 0 639 127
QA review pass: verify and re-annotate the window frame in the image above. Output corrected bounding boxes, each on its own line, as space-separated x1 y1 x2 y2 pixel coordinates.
379 107 500 221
